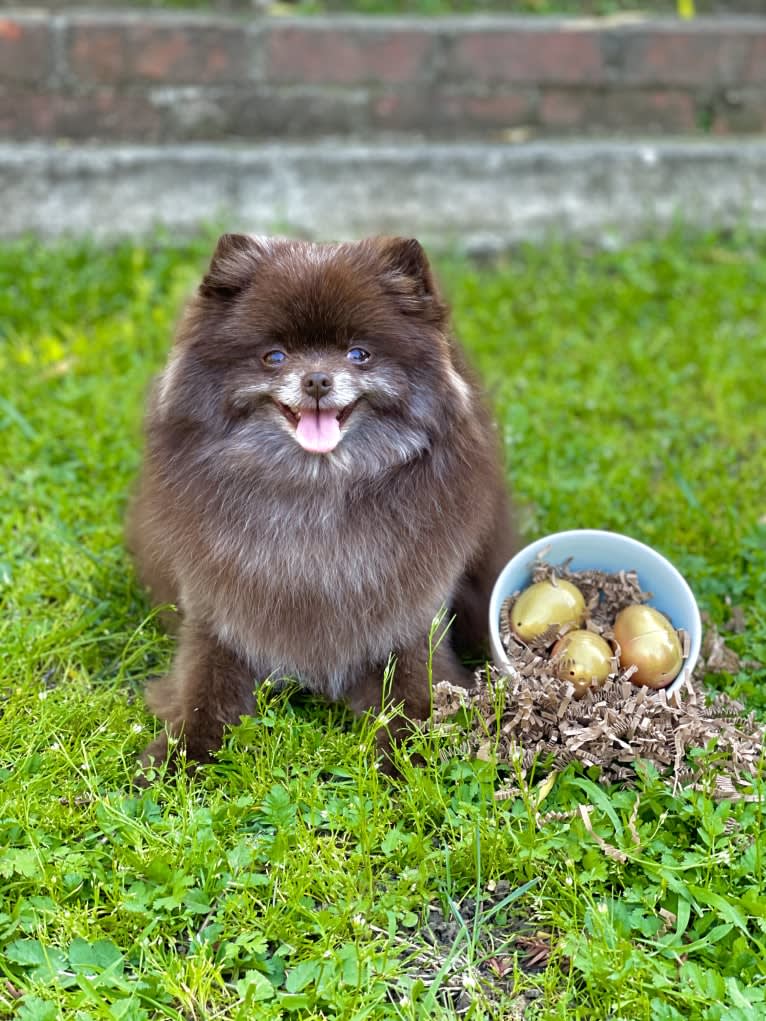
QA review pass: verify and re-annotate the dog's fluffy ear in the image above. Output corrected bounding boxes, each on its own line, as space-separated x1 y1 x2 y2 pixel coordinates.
378 237 436 296
376 237 447 323
199 233 268 299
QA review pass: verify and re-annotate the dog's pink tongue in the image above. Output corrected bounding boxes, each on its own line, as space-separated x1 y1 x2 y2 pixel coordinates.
295 408 341 453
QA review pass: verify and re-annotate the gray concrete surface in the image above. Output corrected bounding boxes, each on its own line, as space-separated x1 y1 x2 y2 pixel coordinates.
2 140 766 249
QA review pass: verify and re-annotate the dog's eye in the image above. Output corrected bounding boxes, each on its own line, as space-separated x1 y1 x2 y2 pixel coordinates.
347 347 371 364
263 350 286 366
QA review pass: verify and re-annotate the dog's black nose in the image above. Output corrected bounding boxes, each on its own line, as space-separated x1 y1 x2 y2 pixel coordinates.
303 372 332 398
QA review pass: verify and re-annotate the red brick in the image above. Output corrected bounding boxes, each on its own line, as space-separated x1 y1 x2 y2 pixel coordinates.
371 88 535 135
265 24 433 86
157 86 370 140
0 16 52 86
744 37 766 85
540 88 697 134
712 88 766 133
67 19 249 86
380 89 535 133
538 89 588 131
619 28 750 87
53 90 166 141
443 91 534 126
0 89 166 141
0 91 57 138
452 28 605 85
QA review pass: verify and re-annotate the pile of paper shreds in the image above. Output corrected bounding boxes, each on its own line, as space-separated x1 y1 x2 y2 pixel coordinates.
430 561 764 801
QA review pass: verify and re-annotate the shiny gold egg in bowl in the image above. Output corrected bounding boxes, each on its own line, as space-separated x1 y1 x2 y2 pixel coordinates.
510 579 586 642
489 530 701 693
551 630 614 697
613 604 684 689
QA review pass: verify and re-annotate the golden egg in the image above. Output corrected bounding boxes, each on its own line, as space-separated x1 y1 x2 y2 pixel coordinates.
551 630 613 697
510 579 586 642
613 604 683 689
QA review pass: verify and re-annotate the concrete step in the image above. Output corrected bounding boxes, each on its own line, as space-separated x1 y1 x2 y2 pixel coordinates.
3 139 765 247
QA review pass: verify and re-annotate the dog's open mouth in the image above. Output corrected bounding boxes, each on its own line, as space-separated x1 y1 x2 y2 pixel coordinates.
276 400 358 454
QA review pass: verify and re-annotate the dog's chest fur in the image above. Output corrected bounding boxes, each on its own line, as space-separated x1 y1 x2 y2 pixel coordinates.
179 480 464 699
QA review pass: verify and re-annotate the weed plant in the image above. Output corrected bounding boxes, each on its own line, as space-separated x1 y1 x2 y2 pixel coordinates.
1 231 765 1019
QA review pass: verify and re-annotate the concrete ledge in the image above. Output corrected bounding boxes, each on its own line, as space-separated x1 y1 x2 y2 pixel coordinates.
3 139 766 248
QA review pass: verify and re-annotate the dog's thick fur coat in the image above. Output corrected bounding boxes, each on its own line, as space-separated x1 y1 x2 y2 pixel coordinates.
128 234 515 771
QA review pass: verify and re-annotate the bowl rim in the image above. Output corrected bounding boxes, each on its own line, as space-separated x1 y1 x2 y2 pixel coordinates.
488 528 702 696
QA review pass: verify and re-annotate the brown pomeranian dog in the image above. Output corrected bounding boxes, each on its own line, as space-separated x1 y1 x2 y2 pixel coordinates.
128 233 515 773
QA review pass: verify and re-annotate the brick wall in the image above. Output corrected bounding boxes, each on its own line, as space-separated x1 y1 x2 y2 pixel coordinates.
9 1 766 11
1 12 765 141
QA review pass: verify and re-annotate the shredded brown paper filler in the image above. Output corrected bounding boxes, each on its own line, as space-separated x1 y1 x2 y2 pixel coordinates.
429 560 765 800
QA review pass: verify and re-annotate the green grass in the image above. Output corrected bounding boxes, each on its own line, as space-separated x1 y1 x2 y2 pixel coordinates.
1 230 765 1020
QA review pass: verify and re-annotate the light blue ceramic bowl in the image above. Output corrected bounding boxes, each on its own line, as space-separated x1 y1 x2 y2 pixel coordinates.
489 529 701 695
